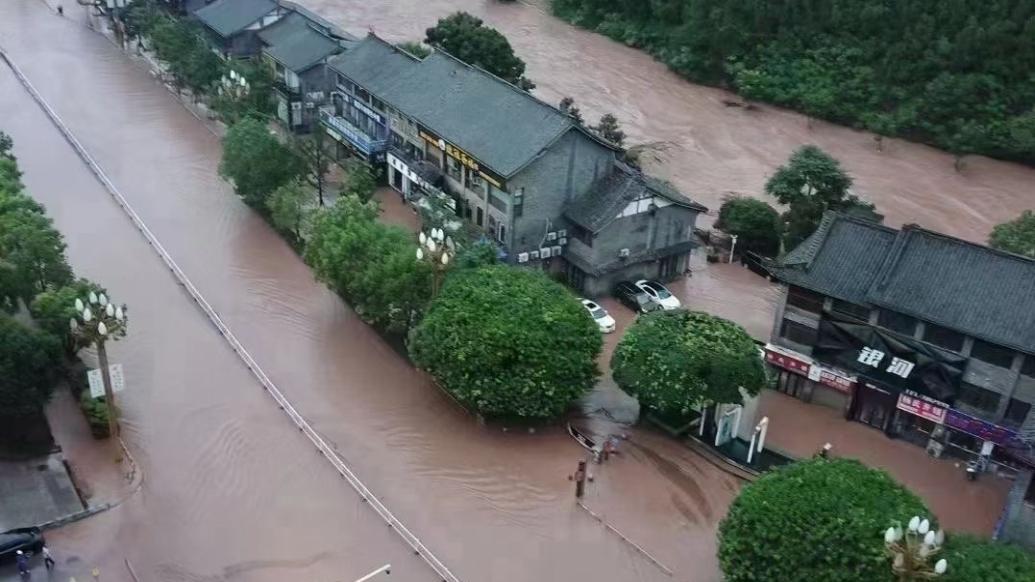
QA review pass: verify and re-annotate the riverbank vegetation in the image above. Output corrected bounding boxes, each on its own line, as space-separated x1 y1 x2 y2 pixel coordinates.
552 0 1035 166
989 210 1035 258
425 12 536 90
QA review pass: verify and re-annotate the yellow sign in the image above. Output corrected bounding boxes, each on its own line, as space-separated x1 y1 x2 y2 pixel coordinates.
445 143 480 173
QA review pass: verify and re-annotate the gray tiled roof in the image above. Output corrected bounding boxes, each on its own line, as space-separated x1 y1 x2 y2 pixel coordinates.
327 35 589 177
771 212 1035 353
259 12 345 72
195 0 276 38
564 162 706 233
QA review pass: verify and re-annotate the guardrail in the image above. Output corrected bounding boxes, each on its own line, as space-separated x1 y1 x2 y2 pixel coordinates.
1 45 460 582
319 110 389 154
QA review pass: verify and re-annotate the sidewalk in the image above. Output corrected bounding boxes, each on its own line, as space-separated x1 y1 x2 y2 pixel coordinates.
756 389 1012 535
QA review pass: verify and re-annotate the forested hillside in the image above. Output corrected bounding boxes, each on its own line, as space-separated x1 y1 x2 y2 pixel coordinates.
552 0 1035 165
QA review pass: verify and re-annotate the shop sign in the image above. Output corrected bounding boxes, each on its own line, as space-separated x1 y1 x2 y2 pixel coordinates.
387 152 430 190
764 347 811 376
857 347 915 378
945 409 1023 447
418 125 506 190
817 369 855 393
896 393 947 424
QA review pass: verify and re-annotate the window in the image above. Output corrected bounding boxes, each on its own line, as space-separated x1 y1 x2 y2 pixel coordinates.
468 171 485 195
923 322 965 353
570 224 593 247
956 383 1001 413
786 286 824 313
356 87 370 103
878 310 917 336
489 192 508 212
371 97 385 112
497 223 507 244
970 339 1016 369
1003 399 1032 427
780 319 818 346
476 207 484 227
1021 356 1035 378
446 156 462 181
832 299 869 321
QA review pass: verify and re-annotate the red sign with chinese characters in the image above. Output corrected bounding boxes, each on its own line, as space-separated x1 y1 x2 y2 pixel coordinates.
896 394 947 424
818 369 855 393
765 349 812 375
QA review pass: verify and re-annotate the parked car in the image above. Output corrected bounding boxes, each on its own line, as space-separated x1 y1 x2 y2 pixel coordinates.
635 279 681 310
613 281 661 314
0 528 43 562
581 299 616 333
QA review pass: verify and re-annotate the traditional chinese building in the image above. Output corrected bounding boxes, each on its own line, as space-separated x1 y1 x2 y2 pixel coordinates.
765 212 1035 467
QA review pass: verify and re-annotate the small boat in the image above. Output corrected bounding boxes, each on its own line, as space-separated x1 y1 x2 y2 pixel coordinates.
567 423 598 452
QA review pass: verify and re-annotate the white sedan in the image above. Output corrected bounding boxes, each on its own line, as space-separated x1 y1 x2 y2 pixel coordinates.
635 279 681 310
581 299 616 333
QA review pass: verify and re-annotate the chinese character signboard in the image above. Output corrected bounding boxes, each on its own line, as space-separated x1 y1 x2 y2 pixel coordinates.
765 345 856 393
896 393 947 423
818 369 855 393
944 409 1024 448
764 347 812 375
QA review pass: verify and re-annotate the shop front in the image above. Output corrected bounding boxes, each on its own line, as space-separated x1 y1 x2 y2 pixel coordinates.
764 344 857 412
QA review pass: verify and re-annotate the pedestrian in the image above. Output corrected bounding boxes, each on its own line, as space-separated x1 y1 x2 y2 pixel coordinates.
15 549 29 576
57 5 63 16
42 544 55 570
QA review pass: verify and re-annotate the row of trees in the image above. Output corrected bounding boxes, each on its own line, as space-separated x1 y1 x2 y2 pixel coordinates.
552 0 1035 165
126 0 223 96
0 133 111 446
719 457 1035 581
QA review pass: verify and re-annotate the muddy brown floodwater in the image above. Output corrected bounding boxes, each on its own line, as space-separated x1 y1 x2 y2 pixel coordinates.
1 1 742 581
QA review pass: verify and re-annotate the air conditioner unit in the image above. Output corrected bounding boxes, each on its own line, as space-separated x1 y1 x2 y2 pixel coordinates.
558 229 567 238
551 245 562 257
618 248 630 258
540 247 552 259
517 252 529 263
559 237 568 246
546 232 557 241
529 250 540 260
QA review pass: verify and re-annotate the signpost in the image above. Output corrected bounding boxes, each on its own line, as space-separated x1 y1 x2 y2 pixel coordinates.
88 364 125 399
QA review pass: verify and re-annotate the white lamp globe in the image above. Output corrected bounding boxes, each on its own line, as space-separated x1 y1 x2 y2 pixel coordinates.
419 232 427 245
89 291 99 305
908 516 921 532
884 527 897 544
75 298 85 312
427 239 437 253
416 248 424 261
924 531 936 546
115 306 124 321
934 559 948 575
97 322 108 336
106 303 115 317
918 519 930 535
98 293 108 306
441 252 449 266
83 307 93 322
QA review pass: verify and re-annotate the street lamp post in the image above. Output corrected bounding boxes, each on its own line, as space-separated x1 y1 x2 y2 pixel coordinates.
884 516 948 581
416 227 454 297
70 292 128 438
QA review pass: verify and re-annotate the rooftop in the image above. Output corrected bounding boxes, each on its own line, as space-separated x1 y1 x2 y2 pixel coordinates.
564 162 707 233
771 212 1035 354
195 0 278 38
259 12 348 72
327 34 607 177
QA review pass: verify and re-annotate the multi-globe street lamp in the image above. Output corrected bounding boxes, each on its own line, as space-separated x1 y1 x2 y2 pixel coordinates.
70 291 127 438
416 227 453 296
884 515 948 581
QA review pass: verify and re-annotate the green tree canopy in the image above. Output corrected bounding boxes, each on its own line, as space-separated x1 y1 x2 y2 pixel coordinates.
148 16 224 94
266 179 311 242
425 12 535 89
611 310 765 416
396 41 431 59
941 534 1035 582
305 195 431 332
0 315 62 419
766 145 876 248
340 159 377 203
219 117 301 207
989 210 1035 258
715 196 782 257
718 458 930 582
552 0 1035 165
410 265 601 419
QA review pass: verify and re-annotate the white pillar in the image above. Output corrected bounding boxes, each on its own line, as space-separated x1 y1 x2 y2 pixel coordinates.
757 416 770 453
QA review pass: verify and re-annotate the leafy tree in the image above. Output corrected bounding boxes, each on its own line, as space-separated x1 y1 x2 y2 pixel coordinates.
715 197 782 257
305 195 432 332
718 458 929 582
559 97 584 124
266 179 311 242
425 12 535 89
397 41 431 59
30 279 107 355
410 265 601 419
593 113 626 147
612 310 764 417
340 159 378 203
293 125 332 206
941 535 1035 582
0 131 13 160
766 145 875 248
0 207 74 305
989 210 1035 258
219 117 301 208
0 315 62 420
211 59 277 123
454 240 498 269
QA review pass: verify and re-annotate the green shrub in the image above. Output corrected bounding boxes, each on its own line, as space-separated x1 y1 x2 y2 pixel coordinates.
79 392 111 439
718 458 930 582
941 534 1035 582
410 265 601 419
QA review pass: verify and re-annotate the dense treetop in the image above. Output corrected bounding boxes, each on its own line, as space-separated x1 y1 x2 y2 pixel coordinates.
553 0 1035 165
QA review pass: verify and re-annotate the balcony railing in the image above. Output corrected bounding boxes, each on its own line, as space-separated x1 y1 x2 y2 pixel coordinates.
319 110 388 156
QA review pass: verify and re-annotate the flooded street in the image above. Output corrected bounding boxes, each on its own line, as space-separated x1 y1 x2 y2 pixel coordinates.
303 0 1035 244
0 1 740 580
